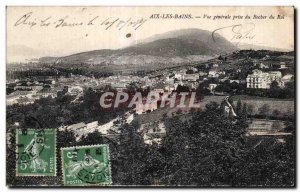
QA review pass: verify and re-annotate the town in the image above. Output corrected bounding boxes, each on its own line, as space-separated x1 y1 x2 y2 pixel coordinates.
6 50 294 146
6 49 296 188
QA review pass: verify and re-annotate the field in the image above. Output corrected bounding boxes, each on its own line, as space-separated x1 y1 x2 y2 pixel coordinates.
133 95 294 125
200 95 294 115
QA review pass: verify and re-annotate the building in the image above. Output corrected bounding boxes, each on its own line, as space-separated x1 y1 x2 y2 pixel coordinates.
208 70 225 78
10 90 36 97
281 74 294 87
208 83 218 93
164 85 176 93
198 71 207 77
268 71 282 82
36 89 57 98
7 90 38 105
246 69 282 89
187 67 198 73
113 83 128 92
229 80 240 84
135 99 158 115
262 55 271 60
68 86 83 96
259 63 269 69
138 121 166 146
60 112 134 141
16 97 35 105
153 88 164 94
212 63 219 68
279 62 287 69
219 77 229 82
208 70 218 78
174 73 183 81
7 95 20 105
86 121 99 131
183 74 199 82
60 122 86 141
165 76 175 84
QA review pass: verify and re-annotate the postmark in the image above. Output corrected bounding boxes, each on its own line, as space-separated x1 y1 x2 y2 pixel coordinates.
16 128 56 176
61 144 112 186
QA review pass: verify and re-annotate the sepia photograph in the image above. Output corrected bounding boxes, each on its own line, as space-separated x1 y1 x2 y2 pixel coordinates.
5 6 295 187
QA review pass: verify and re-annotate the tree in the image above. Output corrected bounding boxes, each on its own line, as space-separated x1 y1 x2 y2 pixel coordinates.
161 101 294 186
241 103 248 120
186 102 248 185
161 102 248 186
272 109 281 117
114 122 149 185
270 80 279 90
57 129 76 147
247 104 254 116
268 80 294 99
176 84 190 92
78 130 104 146
162 117 191 185
268 81 280 98
236 99 242 116
258 104 271 117
144 146 166 185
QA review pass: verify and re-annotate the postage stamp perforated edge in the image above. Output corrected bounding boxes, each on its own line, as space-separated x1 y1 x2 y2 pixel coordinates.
60 144 112 186
15 128 57 177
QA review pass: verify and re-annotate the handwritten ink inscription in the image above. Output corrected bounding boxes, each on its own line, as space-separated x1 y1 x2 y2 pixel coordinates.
212 23 256 44
14 12 147 31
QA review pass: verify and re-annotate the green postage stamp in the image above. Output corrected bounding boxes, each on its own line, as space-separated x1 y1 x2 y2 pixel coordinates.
16 129 56 176
61 144 112 186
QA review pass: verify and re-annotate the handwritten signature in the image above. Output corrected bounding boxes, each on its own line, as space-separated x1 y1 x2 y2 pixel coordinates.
14 12 147 31
212 23 256 44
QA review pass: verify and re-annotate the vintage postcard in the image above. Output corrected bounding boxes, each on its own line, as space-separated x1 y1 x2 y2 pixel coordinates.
6 6 295 187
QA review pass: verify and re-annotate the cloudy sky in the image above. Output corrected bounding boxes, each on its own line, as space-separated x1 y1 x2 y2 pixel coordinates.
7 6 294 62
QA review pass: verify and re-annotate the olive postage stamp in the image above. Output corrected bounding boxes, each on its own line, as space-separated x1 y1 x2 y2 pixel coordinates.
61 144 112 186
16 129 56 176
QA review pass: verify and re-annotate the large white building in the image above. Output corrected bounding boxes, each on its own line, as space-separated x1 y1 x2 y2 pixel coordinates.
246 69 283 89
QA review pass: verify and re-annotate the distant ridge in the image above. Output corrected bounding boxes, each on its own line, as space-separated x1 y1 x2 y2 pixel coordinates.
237 43 292 52
39 28 236 66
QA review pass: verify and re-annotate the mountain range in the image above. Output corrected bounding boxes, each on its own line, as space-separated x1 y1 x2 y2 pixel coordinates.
38 28 236 66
